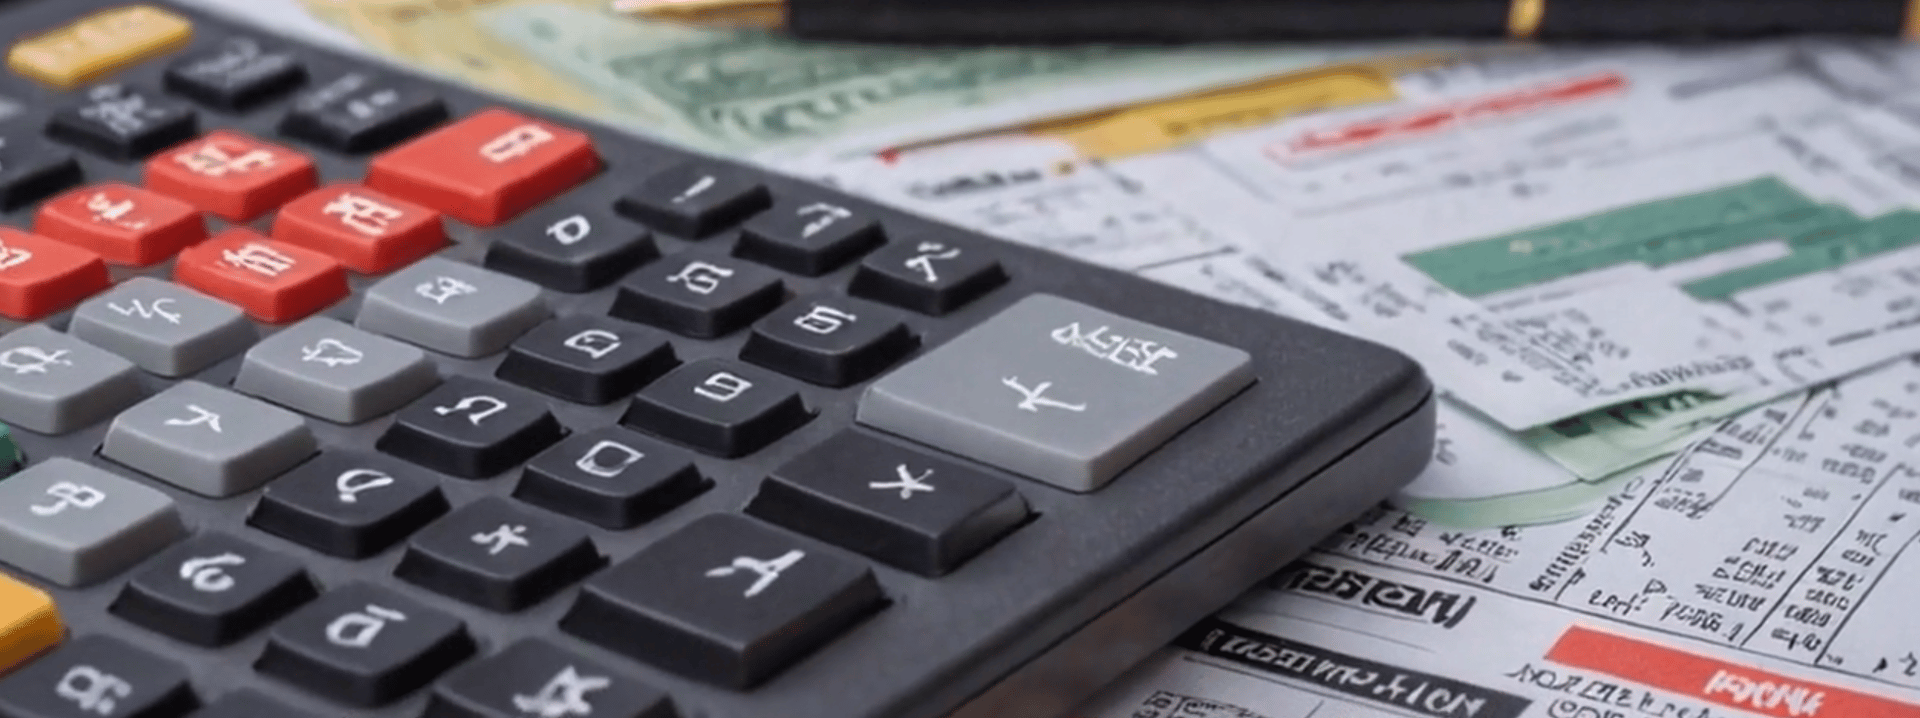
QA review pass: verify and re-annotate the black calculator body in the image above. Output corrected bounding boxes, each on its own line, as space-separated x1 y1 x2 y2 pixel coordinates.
0 3 1435 718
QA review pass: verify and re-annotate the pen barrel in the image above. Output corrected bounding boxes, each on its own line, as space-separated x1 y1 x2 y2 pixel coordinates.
784 0 1915 42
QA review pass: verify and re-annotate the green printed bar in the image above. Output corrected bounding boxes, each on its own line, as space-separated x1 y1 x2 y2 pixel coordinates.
1402 177 1836 297
1683 209 1920 299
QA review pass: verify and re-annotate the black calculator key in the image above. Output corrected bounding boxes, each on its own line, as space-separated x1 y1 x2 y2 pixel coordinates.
746 431 1030 576
278 71 448 153
483 205 657 292
609 250 785 338
848 235 1008 315
514 427 707 530
495 316 677 405
560 514 883 689
255 582 475 707
393 496 605 612
735 198 883 276
47 84 198 161
109 532 318 646
0 134 81 211
0 635 197 718
375 377 566 479
740 293 918 387
164 37 307 112
248 451 450 559
426 639 677 718
621 359 811 458
615 164 771 238
188 691 316 718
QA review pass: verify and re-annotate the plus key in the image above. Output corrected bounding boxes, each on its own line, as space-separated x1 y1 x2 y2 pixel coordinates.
367 108 600 226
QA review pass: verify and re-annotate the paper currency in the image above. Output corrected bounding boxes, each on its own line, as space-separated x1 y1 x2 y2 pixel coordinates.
182 0 1378 159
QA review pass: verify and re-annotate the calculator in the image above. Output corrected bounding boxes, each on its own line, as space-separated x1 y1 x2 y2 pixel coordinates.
0 3 1435 718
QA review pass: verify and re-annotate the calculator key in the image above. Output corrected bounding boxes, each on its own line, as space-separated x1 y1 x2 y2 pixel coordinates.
0 635 196 718
0 228 112 321
377 378 565 479
69 278 255 378
482 204 657 292
366 107 600 226
615 164 770 238
0 572 62 673
514 427 707 530
848 235 1007 316
109 532 318 647
735 198 883 275
561 514 882 689
609 250 784 339
34 184 208 266
621 359 811 458
279 71 449 153
235 317 439 424
248 451 449 559
144 130 317 221
271 183 446 274
0 325 142 435
6 5 194 89
394 496 604 612
48 84 198 161
101 380 317 498
427 639 676 718
173 228 348 323
355 257 548 358
0 135 82 211
740 294 917 387
860 294 1255 492
494 316 676 405
163 37 306 112
747 431 1029 576
0 458 185 587
188 691 317 718
255 582 476 707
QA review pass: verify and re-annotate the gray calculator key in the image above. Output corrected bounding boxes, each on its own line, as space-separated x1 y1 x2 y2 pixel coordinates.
355 257 548 358
0 325 143 435
101 380 317 498
0 458 185 587
69 277 257 377
236 317 439 424
858 294 1254 492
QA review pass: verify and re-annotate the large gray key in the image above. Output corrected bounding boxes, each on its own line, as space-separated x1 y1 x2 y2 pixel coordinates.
69 277 257 377
0 325 143 434
355 257 548 357
0 458 185 586
101 381 317 497
858 294 1254 492
235 317 440 423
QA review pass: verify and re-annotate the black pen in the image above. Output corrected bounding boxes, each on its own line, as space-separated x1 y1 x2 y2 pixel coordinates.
613 0 1920 43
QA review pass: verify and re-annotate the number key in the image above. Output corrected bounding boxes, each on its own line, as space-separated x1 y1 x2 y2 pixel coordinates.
428 639 676 718
255 583 474 707
848 234 1006 316
248 451 450 559
620 359 811 458
616 163 770 238
735 197 882 275
740 293 916 387
109 532 317 647
47 84 197 161
610 249 784 339
393 496 604 612
495 316 676 406
0 458 185 587
0 635 196 718
376 377 564 478
164 37 307 112
279 71 448 153
100 380 318 498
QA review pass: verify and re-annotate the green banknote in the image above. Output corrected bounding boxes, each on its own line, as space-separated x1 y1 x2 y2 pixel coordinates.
1520 391 1749 480
468 2 1353 157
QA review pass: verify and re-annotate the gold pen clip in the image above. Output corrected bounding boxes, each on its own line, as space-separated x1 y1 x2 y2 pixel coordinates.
611 0 786 27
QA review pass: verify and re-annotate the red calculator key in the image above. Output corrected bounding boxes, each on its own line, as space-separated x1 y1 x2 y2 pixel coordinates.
145 131 319 222
366 108 600 227
175 228 347 323
34 183 208 266
273 183 447 274
0 228 110 320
